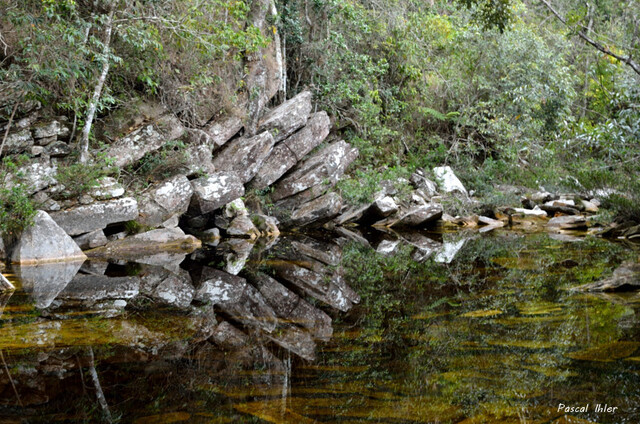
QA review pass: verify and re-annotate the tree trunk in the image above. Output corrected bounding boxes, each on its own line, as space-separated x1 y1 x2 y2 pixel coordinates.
79 9 114 164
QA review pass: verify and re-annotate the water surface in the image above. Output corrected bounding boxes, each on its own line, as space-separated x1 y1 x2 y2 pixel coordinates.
0 230 638 423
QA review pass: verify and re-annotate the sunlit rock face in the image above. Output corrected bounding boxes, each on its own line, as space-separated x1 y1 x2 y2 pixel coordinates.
11 211 86 264
257 90 312 142
136 175 194 227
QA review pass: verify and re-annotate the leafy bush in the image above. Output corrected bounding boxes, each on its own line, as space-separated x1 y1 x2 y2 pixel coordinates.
0 185 37 247
55 154 117 200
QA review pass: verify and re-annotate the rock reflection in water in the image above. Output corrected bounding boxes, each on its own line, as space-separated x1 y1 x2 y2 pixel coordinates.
0 232 359 421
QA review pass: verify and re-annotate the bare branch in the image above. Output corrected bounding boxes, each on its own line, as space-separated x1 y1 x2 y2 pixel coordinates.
539 0 640 75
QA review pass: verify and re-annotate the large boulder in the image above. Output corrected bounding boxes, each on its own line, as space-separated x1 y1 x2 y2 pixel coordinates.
181 142 216 177
56 275 140 304
88 228 201 258
90 177 125 200
433 166 468 197
258 91 312 143
249 112 331 190
50 197 138 236
137 175 194 227
189 172 245 215
287 192 342 228
105 114 185 168
1 129 34 155
32 119 70 142
272 140 358 201
547 215 587 230
11 211 87 264
6 162 57 195
211 131 276 183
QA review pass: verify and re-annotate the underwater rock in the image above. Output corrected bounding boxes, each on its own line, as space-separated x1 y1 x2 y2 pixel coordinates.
249 272 333 340
140 265 195 308
572 261 640 292
13 260 84 307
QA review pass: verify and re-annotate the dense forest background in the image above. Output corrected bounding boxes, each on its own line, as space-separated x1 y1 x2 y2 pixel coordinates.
1 0 639 230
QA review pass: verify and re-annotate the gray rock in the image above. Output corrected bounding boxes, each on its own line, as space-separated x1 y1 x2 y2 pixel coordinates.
140 265 194 308
2 129 34 155
273 182 332 212
105 114 185 168
433 166 468 197
376 239 400 256
6 162 57 195
33 120 70 140
512 207 548 217
572 261 640 292
78 194 94 205
210 321 249 349
13 260 84 308
223 239 254 275
211 131 276 183
223 198 249 219
272 140 358 201
251 214 280 239
410 169 438 198
182 142 216 176
90 177 125 200
287 192 342 227
378 203 443 228
530 191 553 204
195 268 277 333
249 272 332 339
200 115 244 150
272 262 359 312
44 141 71 157
50 197 138 236
11 211 87 265
434 235 468 264
189 172 245 214
91 228 200 258
201 227 221 246
291 238 342 266
547 215 587 229
258 91 312 142
0 238 5 261
227 215 260 239
57 274 140 303
250 112 331 190
73 230 108 250
336 194 400 226
137 175 193 227
0 272 13 291
265 325 317 361
30 146 44 156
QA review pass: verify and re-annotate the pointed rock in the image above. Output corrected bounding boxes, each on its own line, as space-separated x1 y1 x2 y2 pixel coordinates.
433 166 468 196
11 211 86 264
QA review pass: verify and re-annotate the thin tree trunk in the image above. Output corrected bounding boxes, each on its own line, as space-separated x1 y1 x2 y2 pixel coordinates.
581 4 593 119
0 93 23 159
79 9 114 164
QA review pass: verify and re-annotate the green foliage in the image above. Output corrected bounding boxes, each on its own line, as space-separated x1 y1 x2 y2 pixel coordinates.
127 140 189 185
54 155 116 200
0 158 37 245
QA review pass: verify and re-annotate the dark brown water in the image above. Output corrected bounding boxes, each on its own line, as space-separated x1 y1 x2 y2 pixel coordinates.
0 230 638 423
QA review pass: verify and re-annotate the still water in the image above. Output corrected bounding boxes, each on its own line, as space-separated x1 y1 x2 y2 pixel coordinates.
0 229 638 423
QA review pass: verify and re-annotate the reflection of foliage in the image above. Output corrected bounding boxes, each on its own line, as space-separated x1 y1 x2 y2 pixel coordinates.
336 233 638 419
